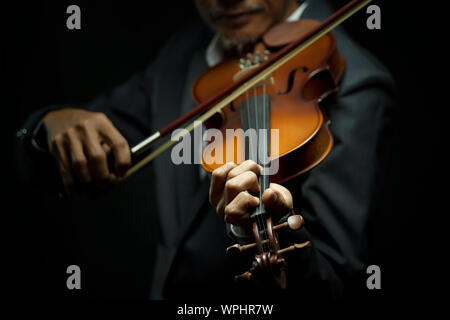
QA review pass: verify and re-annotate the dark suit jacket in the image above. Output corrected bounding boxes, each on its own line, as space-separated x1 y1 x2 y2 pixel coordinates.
16 0 395 300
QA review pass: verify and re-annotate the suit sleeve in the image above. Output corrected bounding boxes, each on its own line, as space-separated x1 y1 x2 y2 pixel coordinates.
278 71 395 299
15 63 156 193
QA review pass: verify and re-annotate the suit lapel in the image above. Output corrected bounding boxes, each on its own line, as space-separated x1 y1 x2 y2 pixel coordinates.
173 48 210 242
150 43 194 247
149 24 217 298
151 31 211 247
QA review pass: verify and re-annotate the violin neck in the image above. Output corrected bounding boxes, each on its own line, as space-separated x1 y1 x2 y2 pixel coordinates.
239 93 271 221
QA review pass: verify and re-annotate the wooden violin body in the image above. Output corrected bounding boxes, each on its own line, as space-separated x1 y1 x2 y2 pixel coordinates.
193 20 346 183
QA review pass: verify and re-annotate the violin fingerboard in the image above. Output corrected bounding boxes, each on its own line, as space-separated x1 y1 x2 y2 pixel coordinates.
239 93 271 220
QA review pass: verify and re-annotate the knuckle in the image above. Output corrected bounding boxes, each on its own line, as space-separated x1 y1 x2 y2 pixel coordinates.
51 134 64 149
211 168 221 179
247 171 258 182
113 138 128 150
74 119 90 131
94 112 109 123
65 127 76 137
90 151 106 164
239 192 252 210
117 158 131 168
212 166 226 180
219 162 236 176
224 204 235 218
227 168 238 180
224 205 246 225
249 162 261 173
225 179 239 193
243 159 256 167
53 133 63 143
73 158 87 169
243 191 253 203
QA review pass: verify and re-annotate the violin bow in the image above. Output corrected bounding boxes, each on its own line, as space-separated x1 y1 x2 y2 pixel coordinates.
122 0 373 179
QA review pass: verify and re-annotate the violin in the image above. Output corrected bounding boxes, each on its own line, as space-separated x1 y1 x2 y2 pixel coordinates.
191 18 345 288
193 18 345 183
124 0 373 288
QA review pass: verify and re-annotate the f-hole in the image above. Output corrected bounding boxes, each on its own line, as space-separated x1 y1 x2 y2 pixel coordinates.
302 69 337 101
276 66 308 95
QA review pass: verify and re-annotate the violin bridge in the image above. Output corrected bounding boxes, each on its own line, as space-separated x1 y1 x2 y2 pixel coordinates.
233 65 274 88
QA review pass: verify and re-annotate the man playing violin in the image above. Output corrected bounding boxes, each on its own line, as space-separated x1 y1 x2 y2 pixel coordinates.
17 0 394 299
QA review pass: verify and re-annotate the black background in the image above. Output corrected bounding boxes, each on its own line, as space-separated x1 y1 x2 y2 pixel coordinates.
4 0 449 305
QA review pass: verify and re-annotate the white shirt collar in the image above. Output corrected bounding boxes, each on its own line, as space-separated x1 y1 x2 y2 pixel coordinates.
205 1 309 67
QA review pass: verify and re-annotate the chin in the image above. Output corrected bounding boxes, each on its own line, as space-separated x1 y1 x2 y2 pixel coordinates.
220 18 271 47
221 32 259 47
219 27 266 48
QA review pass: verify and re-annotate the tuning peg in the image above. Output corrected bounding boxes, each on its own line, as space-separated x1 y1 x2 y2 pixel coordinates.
273 214 304 232
233 242 310 283
234 251 287 283
227 215 305 258
235 271 253 281
239 58 246 70
227 242 259 257
253 55 260 65
277 241 311 255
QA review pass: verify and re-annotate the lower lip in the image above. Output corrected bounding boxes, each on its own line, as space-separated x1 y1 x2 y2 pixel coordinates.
217 11 260 25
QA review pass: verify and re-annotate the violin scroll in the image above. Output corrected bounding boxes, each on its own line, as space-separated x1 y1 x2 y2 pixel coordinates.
227 214 311 288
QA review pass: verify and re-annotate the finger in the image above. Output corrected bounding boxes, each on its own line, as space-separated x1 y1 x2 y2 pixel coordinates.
66 129 92 184
224 171 260 204
216 197 226 218
209 162 237 207
82 126 111 183
98 120 131 177
100 143 117 178
101 142 112 155
52 136 74 193
227 160 262 180
224 191 259 227
262 183 293 216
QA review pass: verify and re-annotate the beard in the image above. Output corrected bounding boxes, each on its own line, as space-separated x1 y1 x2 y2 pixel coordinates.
219 30 261 54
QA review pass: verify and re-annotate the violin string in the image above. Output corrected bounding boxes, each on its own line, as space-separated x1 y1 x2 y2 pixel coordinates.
262 75 269 253
245 84 263 243
244 55 268 253
246 75 265 250
254 78 269 253
263 77 272 250
252 83 262 248
262 76 270 253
